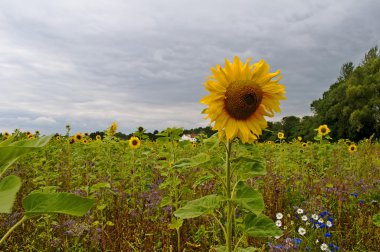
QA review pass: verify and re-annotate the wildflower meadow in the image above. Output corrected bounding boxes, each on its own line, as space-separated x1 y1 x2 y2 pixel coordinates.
1 55 379 251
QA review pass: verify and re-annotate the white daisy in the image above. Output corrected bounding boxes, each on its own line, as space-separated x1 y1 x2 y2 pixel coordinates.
318 218 324 223
326 220 333 227
320 243 328 251
301 215 308 221
296 208 304 214
315 239 319 244
312 214 319 220
276 212 283 220
275 220 282 227
298 227 306 236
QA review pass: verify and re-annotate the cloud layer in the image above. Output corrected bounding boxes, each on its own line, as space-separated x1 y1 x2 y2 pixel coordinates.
0 0 379 134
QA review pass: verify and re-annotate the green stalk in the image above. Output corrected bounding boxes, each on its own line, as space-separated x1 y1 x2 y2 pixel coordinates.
0 216 27 246
225 140 233 252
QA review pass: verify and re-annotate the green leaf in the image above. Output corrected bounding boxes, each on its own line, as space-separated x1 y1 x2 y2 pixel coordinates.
168 218 183 230
174 194 222 219
173 153 210 169
90 182 111 193
233 157 266 179
243 213 283 237
234 182 264 215
373 213 380 227
23 192 95 217
0 175 22 213
0 136 52 174
160 196 172 207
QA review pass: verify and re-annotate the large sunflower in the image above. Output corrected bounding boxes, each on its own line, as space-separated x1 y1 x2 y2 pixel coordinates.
200 56 286 143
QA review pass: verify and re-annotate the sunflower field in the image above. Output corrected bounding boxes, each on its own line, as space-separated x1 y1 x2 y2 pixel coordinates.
1 56 380 252
0 128 379 251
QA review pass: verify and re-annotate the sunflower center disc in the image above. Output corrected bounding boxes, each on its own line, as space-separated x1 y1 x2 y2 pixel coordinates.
132 140 138 145
224 80 263 120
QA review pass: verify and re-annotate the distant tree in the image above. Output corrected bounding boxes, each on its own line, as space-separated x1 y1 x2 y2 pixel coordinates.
311 46 380 140
281 116 301 140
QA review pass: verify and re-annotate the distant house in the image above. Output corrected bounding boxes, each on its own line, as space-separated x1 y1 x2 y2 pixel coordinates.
180 134 198 142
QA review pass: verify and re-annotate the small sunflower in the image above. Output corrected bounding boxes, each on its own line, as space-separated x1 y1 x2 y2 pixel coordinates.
191 142 197 149
200 56 286 143
55 135 61 141
74 133 83 141
317 125 330 136
96 135 102 141
277 132 285 140
302 143 308 148
266 141 274 145
25 131 32 136
109 122 118 136
3 132 10 139
348 144 357 154
82 139 88 144
28 134 34 139
84 132 89 137
129 136 141 149
297 136 302 141
69 137 76 144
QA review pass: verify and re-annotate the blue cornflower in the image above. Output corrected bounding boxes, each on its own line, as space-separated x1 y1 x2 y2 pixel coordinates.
294 238 302 245
275 244 283 249
350 193 358 198
320 211 328 217
325 232 332 238
328 216 333 222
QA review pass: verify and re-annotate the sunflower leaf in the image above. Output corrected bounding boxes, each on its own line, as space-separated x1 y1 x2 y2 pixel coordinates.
0 175 22 213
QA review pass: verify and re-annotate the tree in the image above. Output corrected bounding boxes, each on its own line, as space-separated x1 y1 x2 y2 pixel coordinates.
311 46 380 140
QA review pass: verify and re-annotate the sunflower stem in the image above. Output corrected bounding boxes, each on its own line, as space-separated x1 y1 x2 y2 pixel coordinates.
225 140 233 252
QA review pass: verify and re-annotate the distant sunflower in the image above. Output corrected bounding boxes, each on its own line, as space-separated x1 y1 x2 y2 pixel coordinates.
109 122 117 136
96 135 102 141
191 142 197 149
297 136 302 141
3 132 10 139
317 125 330 136
25 131 31 136
84 132 89 137
302 143 308 148
55 135 61 141
348 144 357 154
82 139 88 144
200 56 286 143
129 136 141 149
28 134 34 139
69 137 76 144
74 133 83 141
277 132 285 140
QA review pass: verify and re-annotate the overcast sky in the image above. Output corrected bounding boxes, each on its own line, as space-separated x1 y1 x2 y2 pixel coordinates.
0 0 379 134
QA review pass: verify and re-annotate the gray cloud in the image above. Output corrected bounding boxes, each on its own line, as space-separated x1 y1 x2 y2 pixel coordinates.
0 0 379 134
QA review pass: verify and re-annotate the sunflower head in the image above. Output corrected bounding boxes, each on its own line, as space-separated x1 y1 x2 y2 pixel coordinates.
3 132 10 139
55 135 61 141
191 142 197 149
96 135 102 141
317 125 330 136
69 137 76 144
297 136 302 141
277 132 285 140
75 133 83 141
25 131 31 136
28 134 34 140
348 144 357 154
302 143 308 148
109 122 118 136
129 136 141 149
200 56 286 143
82 139 88 144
